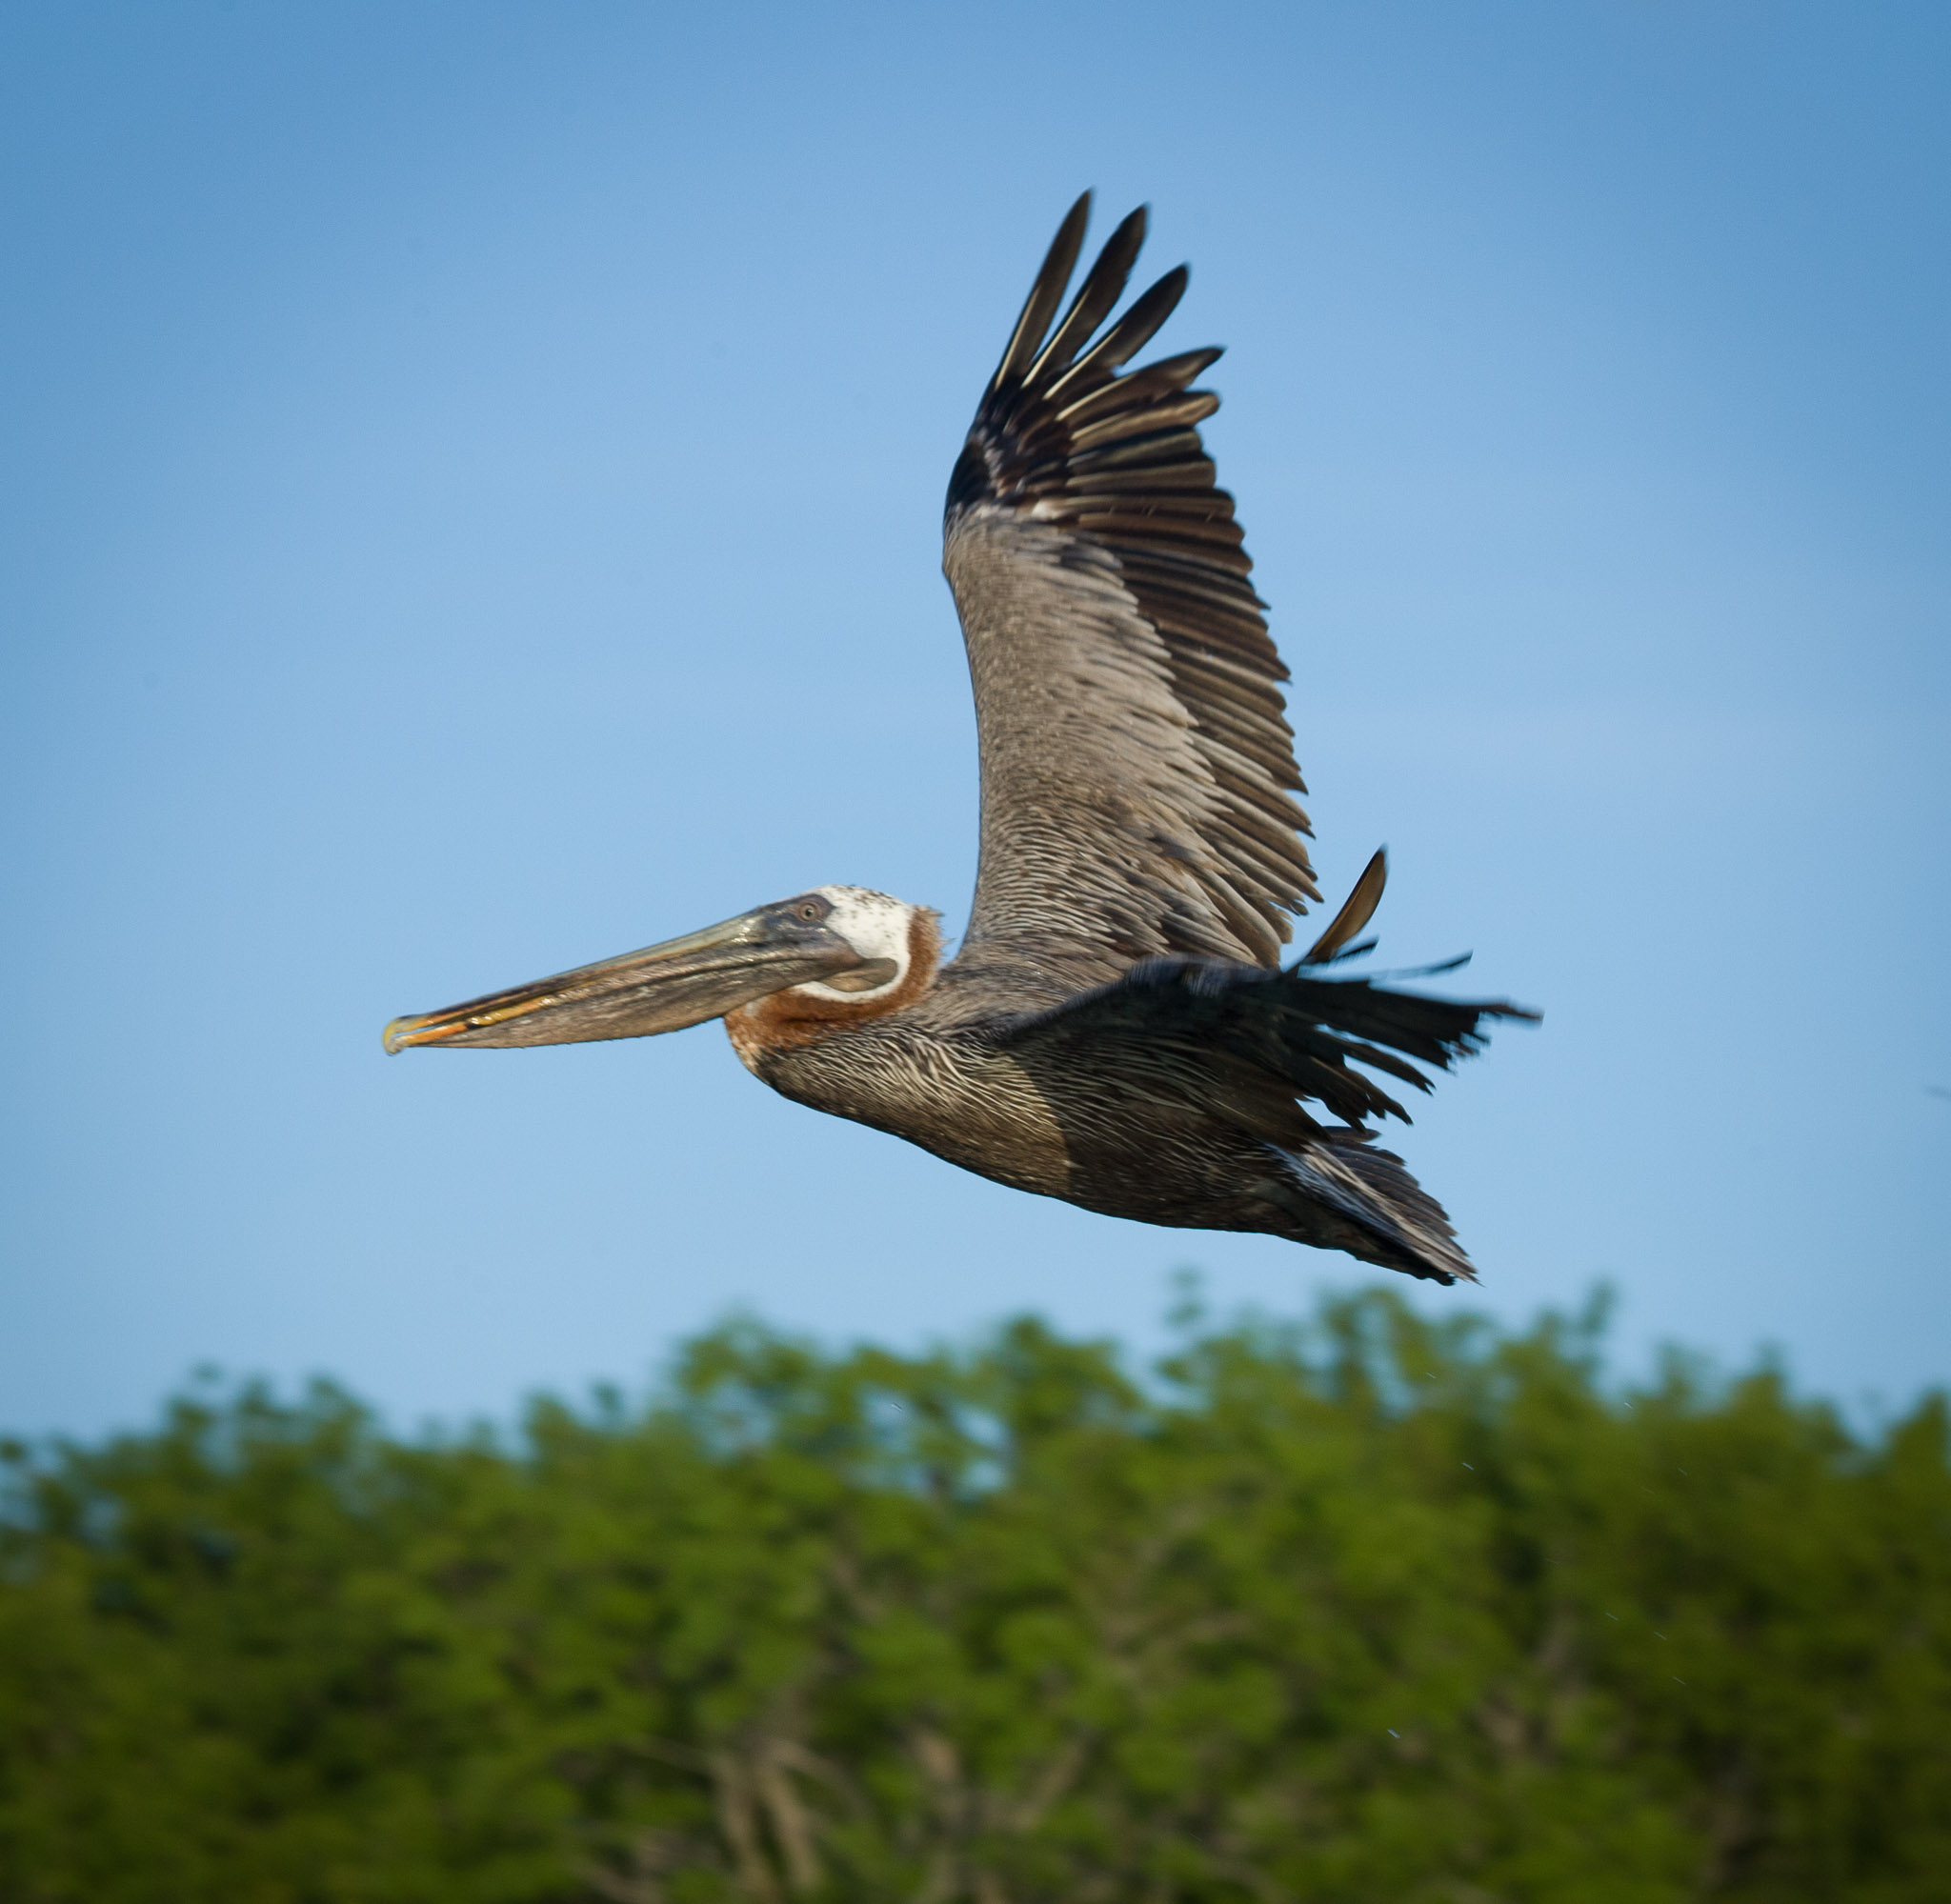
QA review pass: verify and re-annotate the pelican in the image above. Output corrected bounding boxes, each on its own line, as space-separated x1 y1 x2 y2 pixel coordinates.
385 196 1535 1285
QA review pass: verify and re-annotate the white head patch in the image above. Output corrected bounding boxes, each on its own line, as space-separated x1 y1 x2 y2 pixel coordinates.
794 886 915 1002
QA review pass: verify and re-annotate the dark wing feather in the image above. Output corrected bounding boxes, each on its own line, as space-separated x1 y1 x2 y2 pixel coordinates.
998 957 1536 1134
943 195 1318 986
996 959 1538 1282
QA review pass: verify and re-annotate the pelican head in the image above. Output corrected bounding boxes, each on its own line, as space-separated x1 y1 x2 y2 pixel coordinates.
383 885 937 1054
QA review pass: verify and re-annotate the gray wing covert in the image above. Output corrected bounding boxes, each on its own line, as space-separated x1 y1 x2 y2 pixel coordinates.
942 195 1319 986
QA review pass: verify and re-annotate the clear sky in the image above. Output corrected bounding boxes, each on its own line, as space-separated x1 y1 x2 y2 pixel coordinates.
4 2 1946 1438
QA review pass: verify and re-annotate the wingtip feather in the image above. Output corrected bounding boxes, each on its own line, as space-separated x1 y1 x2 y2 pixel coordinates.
986 192 1093 400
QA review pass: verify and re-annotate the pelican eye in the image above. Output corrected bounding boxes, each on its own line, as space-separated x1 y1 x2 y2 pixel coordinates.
796 901 823 922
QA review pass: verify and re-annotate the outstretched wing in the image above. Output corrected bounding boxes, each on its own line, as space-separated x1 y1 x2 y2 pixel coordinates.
942 195 1318 988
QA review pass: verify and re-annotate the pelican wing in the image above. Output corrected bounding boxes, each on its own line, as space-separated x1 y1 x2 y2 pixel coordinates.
943 195 1318 985
996 957 1537 1283
999 957 1531 1134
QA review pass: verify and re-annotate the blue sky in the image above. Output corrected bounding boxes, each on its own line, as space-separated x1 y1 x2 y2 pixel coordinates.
4 2 1946 1437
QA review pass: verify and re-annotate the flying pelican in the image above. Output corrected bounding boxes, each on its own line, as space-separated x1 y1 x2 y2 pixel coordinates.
385 196 1535 1285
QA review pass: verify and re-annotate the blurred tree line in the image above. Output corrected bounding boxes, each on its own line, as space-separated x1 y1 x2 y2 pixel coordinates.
1 1288 1945 1903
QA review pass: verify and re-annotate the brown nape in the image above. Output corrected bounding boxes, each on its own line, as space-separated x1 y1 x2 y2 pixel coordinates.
726 910 941 1062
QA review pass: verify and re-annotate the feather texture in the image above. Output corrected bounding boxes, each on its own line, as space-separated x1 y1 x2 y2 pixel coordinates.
997 955 1534 1134
943 195 1317 983
987 956 1537 1281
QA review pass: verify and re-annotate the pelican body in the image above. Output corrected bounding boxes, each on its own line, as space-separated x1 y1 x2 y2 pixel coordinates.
387 198 1534 1285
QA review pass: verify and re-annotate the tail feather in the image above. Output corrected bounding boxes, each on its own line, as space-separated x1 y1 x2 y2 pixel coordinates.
1270 1138 1476 1286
